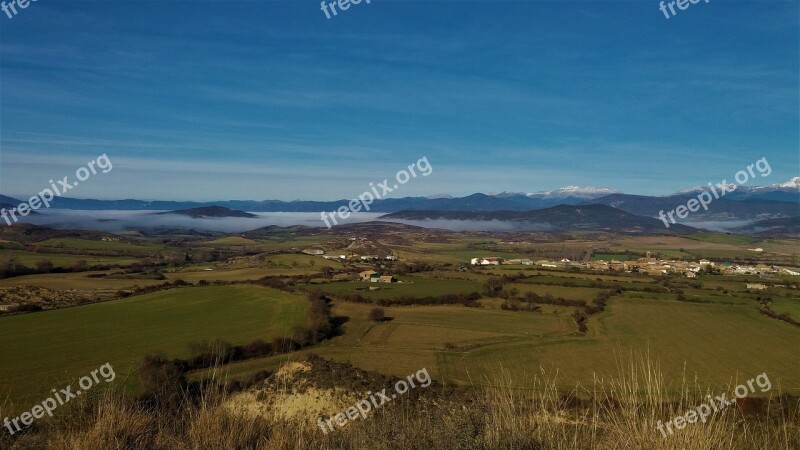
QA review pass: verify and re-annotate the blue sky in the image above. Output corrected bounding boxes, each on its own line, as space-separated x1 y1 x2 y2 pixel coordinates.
1 0 798 201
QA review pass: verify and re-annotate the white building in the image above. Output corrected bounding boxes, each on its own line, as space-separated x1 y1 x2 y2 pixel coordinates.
471 257 503 266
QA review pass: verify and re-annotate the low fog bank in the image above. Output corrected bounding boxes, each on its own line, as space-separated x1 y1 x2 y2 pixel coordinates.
13 210 383 233
9 210 761 234
681 220 756 232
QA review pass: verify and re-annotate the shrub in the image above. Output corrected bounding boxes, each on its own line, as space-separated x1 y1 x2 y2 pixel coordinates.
271 337 299 354
10 303 43 313
35 259 54 273
368 307 386 322
138 354 186 404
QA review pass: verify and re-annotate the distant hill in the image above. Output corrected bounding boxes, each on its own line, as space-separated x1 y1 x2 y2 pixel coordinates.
0 195 22 214
157 206 257 218
0 195 39 217
0 193 596 213
586 194 799 221
380 204 699 234
731 216 800 237
0 223 113 243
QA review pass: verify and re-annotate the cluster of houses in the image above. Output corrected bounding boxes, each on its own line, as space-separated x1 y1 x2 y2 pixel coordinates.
470 257 534 266
359 270 397 283
303 248 398 262
470 253 800 279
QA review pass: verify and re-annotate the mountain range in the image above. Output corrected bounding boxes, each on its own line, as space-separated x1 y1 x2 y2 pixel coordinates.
1 178 797 223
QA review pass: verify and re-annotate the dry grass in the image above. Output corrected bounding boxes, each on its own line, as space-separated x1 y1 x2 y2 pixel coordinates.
2 354 797 450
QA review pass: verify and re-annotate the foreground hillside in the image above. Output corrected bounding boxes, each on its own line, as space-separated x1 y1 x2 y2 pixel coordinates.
1 355 796 449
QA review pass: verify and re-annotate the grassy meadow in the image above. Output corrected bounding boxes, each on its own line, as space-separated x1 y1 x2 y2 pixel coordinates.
312 275 484 300
0 249 138 268
0 285 308 409
195 293 800 395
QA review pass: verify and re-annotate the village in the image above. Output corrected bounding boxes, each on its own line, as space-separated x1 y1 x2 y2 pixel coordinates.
300 240 798 291
298 234 799 285
469 252 800 280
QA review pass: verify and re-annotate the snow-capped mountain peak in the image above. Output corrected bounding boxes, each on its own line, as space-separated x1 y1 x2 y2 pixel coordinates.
676 177 799 194
491 186 617 199
777 177 800 189
526 186 618 199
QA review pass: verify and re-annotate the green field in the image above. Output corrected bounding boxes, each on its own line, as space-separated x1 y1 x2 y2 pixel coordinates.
0 271 167 290
193 295 800 395
0 285 308 408
312 275 484 300
195 236 263 247
0 249 138 268
440 296 800 392
34 238 165 253
516 274 656 293
507 282 602 301
253 236 328 252
770 297 800 318
686 232 762 245
165 267 312 282
425 270 495 282
263 253 344 268
190 301 576 382
388 240 533 264
522 271 656 283
591 253 631 261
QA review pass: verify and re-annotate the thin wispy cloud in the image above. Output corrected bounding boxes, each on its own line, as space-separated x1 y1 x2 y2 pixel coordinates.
1 1 797 201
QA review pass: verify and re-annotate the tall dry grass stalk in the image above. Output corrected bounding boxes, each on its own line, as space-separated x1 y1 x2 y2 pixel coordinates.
1 353 796 449
477 352 798 449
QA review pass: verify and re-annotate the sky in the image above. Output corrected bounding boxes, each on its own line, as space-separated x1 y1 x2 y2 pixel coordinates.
0 0 798 201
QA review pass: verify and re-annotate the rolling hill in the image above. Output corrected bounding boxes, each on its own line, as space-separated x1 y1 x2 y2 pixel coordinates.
379 204 699 234
157 206 257 218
